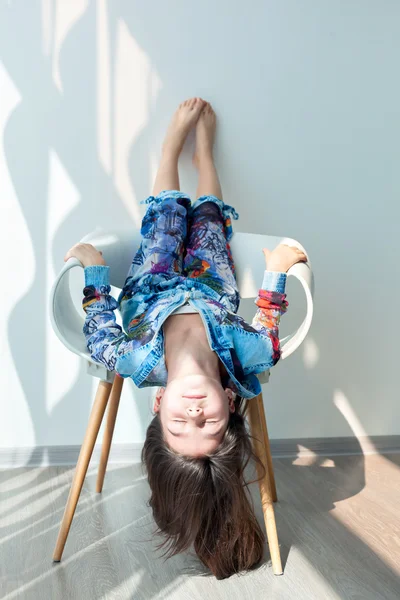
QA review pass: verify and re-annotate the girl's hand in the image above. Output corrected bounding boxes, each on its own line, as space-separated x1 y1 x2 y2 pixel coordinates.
64 243 106 268
263 244 307 273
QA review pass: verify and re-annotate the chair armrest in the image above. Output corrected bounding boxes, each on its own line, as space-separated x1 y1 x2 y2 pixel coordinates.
280 259 315 360
49 257 89 358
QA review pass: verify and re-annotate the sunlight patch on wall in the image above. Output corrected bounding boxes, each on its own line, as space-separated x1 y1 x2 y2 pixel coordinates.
0 61 36 446
149 149 159 193
47 0 88 93
41 0 53 56
150 61 163 104
46 149 81 414
303 336 320 369
113 19 152 226
96 0 112 174
333 389 377 455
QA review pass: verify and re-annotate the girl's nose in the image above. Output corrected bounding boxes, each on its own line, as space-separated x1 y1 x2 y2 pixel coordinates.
186 406 203 417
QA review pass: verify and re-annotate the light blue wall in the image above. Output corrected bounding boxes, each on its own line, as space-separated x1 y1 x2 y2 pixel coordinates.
1 0 399 457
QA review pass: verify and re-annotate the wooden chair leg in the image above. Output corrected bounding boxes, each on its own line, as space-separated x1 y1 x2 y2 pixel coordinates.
247 396 283 575
257 394 278 502
53 380 113 562
96 375 124 493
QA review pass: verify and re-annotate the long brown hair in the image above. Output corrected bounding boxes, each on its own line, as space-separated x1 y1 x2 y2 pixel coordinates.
141 396 266 579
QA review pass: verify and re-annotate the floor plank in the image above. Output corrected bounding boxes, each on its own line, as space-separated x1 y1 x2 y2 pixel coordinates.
0 454 399 599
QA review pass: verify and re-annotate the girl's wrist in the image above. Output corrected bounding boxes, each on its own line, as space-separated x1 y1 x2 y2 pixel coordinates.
85 259 106 267
266 263 287 273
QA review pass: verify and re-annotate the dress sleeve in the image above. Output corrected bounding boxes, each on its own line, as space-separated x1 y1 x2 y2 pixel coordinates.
82 266 132 373
251 271 289 367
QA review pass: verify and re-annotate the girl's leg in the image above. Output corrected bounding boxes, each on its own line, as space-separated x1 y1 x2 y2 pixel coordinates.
193 103 223 199
185 106 239 310
120 99 204 297
184 201 239 311
152 98 205 196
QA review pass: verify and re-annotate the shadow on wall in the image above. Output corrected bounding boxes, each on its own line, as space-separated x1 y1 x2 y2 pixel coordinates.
1 0 399 596
1 0 153 465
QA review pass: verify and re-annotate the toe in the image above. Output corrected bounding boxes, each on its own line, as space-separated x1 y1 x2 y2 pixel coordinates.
193 97 204 112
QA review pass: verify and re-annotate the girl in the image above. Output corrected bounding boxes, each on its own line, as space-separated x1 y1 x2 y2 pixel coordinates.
65 97 307 578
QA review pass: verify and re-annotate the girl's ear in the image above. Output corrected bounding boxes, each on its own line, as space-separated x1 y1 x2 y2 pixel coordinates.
153 388 165 413
225 388 236 413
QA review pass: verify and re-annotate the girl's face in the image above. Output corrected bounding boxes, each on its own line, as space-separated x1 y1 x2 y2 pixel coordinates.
154 374 235 457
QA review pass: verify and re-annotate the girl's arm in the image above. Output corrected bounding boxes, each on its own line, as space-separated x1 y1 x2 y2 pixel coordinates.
82 265 131 372
251 244 308 367
251 271 288 366
64 244 133 374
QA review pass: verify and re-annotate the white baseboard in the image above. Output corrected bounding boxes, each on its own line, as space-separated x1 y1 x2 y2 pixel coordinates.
0 443 143 468
0 436 399 468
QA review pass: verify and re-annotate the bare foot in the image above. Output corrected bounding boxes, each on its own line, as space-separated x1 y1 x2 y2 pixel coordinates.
193 102 216 168
162 98 205 158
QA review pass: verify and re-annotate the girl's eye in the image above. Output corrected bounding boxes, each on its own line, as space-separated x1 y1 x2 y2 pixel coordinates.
173 419 186 423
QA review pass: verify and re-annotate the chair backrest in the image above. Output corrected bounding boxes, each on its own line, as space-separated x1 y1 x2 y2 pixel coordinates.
50 229 314 364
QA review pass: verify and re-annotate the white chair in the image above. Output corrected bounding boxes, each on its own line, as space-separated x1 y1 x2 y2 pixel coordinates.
49 229 314 575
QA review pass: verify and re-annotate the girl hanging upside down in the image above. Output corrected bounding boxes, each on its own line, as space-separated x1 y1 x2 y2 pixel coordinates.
65 97 307 579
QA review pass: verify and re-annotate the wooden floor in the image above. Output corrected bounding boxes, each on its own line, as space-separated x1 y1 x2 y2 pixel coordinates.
1 453 399 600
